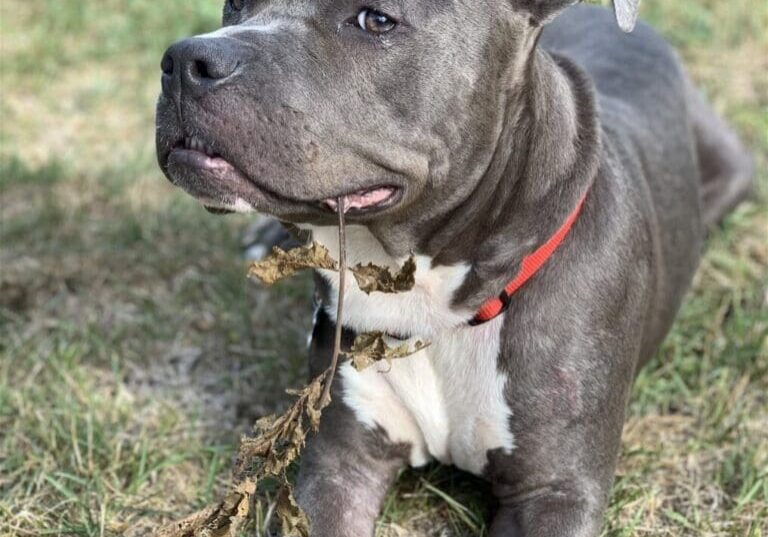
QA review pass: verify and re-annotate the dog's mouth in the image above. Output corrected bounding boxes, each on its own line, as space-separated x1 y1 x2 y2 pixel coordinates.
324 187 399 214
165 137 257 214
163 135 403 217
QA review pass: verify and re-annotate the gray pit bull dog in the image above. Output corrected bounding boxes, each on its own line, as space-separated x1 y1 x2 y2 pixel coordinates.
156 1 754 535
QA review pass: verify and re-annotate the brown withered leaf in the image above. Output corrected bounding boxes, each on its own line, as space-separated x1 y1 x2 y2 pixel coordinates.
276 486 311 537
351 256 417 294
152 506 219 537
248 242 337 286
231 364 328 534
151 372 329 537
235 369 329 480
152 479 256 537
249 241 417 296
346 332 429 371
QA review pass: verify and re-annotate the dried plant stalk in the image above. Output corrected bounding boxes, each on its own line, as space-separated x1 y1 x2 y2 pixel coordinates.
149 202 427 537
320 200 347 408
150 203 349 537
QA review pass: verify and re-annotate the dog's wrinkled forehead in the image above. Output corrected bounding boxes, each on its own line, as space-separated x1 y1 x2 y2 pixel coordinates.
206 2 464 43
210 1 497 71
198 0 508 125
219 1 476 28
216 1 640 27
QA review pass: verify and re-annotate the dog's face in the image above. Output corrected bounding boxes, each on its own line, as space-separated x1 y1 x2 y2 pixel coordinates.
156 0 534 224
156 0 637 224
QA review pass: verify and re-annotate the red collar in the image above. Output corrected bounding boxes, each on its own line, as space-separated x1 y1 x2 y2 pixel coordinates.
469 189 590 326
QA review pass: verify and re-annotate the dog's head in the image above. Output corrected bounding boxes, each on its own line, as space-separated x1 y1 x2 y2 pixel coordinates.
156 0 639 224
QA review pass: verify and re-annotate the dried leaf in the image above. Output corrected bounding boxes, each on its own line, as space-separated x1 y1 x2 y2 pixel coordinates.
152 480 256 537
351 256 416 294
276 486 311 537
346 332 429 371
231 393 313 535
235 369 329 481
249 241 417 296
152 506 219 537
248 242 337 285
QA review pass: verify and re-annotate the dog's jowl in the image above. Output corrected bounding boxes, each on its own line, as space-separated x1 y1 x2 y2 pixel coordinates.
156 1 754 535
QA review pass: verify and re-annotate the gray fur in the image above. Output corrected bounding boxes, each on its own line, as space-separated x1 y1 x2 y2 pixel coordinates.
156 1 754 535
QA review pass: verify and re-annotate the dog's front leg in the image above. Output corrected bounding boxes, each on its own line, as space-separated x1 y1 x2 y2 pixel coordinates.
485 341 636 537
487 479 608 537
294 403 407 536
487 430 620 537
294 307 408 537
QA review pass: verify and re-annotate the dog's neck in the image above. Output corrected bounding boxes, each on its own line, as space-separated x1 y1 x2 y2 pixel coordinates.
368 46 600 310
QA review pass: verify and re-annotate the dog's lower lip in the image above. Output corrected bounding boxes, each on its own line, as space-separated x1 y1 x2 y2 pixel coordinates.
324 186 399 213
165 147 263 206
169 147 237 175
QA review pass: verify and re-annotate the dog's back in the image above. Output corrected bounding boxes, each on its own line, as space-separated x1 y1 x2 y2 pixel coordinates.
541 5 753 364
544 5 752 225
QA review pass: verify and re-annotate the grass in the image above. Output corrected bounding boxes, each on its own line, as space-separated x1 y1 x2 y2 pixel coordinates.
1 1 766 536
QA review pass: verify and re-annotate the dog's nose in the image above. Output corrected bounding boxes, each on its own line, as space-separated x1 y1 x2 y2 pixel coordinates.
161 38 240 100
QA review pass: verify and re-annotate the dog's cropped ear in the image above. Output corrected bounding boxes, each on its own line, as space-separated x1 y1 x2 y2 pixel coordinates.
512 1 640 31
510 0 579 26
613 0 641 33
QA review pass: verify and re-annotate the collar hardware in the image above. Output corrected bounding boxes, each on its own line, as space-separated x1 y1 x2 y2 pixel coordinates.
469 189 590 326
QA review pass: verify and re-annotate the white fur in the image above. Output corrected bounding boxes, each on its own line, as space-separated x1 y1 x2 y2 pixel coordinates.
306 302 322 349
197 196 256 214
308 225 515 474
308 226 474 338
231 197 257 213
197 19 298 39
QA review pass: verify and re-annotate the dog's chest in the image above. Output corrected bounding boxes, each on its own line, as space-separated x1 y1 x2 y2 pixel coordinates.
339 321 514 474
309 226 515 475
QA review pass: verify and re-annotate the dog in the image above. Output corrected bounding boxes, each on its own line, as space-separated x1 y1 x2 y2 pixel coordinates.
155 1 754 535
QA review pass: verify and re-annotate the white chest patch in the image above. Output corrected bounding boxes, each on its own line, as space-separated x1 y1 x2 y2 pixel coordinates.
307 225 515 475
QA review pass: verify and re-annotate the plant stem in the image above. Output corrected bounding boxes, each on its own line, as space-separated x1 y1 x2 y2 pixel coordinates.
320 197 346 408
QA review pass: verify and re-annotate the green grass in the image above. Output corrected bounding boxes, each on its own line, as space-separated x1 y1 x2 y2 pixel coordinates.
1 1 766 536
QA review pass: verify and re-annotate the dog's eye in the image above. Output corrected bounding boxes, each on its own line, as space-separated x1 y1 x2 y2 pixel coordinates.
228 0 243 11
356 9 397 34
